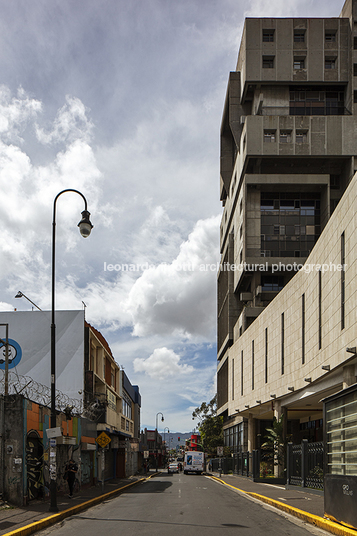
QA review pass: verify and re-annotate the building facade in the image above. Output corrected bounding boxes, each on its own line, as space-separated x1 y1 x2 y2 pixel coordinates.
217 0 357 470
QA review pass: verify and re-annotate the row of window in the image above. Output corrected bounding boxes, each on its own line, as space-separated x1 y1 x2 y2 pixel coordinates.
237 232 346 397
262 28 337 43
263 129 308 143
263 55 336 69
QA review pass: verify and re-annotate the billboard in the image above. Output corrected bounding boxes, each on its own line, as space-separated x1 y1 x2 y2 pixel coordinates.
0 310 85 401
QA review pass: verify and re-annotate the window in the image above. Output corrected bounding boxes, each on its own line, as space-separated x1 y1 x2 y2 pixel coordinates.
241 351 244 396
232 359 234 400
354 37 357 49
289 85 345 115
354 64 357 76
325 57 336 70
264 129 276 142
280 130 292 143
263 29 275 42
302 294 305 364
296 129 308 143
318 269 322 350
294 29 306 42
265 328 268 383
354 91 357 103
294 57 305 69
252 340 255 391
262 56 274 68
341 232 345 330
281 312 285 375
325 30 336 42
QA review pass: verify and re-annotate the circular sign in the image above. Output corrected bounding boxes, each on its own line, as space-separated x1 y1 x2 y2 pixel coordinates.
0 339 22 369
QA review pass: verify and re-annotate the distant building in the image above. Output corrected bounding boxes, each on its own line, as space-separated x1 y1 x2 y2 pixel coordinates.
217 0 357 475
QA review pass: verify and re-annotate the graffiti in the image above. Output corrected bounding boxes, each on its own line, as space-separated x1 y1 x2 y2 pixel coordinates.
8 476 20 485
26 433 44 500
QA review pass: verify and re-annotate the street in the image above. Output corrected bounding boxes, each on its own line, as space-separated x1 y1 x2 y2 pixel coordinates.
37 473 329 536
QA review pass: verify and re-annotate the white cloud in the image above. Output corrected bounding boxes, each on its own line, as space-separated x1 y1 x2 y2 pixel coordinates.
124 215 220 340
133 347 194 380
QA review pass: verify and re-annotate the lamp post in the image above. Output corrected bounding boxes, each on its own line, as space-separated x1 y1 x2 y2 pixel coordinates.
15 291 42 311
49 189 93 513
155 412 164 471
163 427 169 466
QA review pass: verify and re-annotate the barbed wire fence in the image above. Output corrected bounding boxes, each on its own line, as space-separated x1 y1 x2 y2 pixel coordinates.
0 369 83 416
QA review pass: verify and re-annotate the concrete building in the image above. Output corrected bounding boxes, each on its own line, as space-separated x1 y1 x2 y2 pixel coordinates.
217 0 357 472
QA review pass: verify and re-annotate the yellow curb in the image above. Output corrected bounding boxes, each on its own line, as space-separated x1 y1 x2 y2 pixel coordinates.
207 475 357 536
3 476 151 536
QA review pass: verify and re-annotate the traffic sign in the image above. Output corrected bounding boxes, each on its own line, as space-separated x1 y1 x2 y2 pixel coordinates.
217 446 224 456
96 431 111 448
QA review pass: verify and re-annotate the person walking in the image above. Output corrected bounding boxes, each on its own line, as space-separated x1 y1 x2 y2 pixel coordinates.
65 459 78 498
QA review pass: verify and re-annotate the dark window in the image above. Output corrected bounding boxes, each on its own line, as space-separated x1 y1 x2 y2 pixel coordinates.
281 312 285 375
325 30 336 42
263 29 275 42
294 57 305 69
354 90 357 103
280 130 292 143
241 351 244 396
252 340 255 391
289 85 345 115
354 36 357 49
294 29 305 42
341 232 345 330
265 328 268 383
264 130 276 142
232 358 234 400
302 294 305 364
318 269 322 350
354 64 357 76
325 58 336 70
261 276 284 291
263 56 274 68
296 130 308 143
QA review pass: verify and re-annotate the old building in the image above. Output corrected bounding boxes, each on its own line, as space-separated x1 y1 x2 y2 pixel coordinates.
217 0 357 473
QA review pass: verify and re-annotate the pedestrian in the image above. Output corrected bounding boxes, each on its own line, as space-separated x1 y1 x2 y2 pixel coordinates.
64 459 78 498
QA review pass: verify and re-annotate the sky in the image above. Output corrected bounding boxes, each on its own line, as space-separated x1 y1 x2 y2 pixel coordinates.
0 0 343 432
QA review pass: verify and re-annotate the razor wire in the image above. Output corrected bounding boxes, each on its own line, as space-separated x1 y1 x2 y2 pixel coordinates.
0 369 83 416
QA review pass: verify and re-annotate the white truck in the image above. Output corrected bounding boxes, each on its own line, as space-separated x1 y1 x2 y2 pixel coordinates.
184 451 204 475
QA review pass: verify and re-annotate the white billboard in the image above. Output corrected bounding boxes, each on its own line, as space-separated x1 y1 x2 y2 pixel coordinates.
0 310 85 401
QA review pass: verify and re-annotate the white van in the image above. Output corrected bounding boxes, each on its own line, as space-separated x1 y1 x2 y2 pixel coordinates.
184 451 204 474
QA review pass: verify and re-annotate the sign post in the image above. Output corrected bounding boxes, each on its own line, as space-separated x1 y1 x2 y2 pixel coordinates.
96 432 111 493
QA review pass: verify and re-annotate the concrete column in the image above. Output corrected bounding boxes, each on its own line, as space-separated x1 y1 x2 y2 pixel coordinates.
247 413 255 452
273 400 283 478
343 365 356 389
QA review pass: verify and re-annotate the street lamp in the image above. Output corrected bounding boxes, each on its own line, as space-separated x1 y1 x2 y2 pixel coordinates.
155 412 164 471
15 291 42 311
163 427 169 466
49 189 93 513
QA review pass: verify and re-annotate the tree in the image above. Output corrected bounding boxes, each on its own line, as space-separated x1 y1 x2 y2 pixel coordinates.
192 395 224 457
260 415 286 477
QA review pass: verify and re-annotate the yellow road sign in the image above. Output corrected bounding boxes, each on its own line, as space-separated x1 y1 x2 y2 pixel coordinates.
96 431 111 448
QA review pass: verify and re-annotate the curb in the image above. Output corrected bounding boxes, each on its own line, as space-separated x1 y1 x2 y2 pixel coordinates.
3 474 158 536
207 475 357 536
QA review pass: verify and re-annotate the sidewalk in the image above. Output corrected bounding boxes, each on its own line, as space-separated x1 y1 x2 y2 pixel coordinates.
0 473 149 536
0 472 356 536
207 472 357 536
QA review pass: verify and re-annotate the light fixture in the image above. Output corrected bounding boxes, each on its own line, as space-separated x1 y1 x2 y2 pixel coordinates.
77 210 93 238
322 365 330 371
288 387 294 391
15 291 42 311
346 347 357 354
256 400 261 404
304 377 312 383
270 394 276 399
245 405 249 409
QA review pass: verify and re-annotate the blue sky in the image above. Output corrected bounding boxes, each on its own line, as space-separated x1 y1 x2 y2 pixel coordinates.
0 0 342 431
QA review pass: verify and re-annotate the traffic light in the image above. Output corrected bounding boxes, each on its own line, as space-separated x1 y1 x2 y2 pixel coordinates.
178 436 180 441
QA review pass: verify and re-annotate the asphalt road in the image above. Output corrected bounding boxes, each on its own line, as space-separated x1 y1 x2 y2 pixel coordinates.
38 473 329 536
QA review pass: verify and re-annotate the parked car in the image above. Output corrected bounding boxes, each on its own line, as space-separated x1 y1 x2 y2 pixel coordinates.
168 462 179 473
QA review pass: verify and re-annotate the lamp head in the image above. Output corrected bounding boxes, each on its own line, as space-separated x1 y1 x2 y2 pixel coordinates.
15 291 23 298
78 210 93 238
